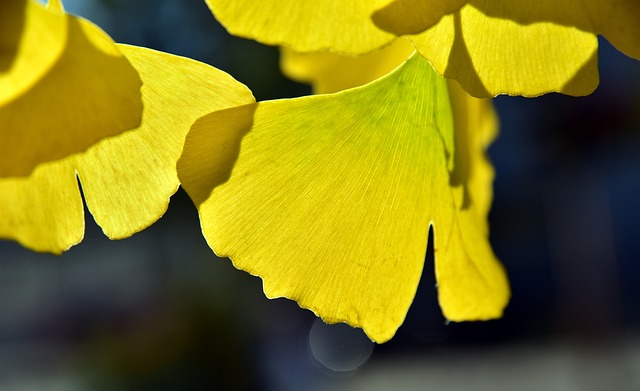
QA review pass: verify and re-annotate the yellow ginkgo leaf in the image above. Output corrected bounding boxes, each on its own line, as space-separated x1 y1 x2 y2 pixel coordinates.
178 54 509 343
0 0 65 104
0 0 143 177
408 2 600 97
446 80 497 238
281 38 415 94
588 0 640 61
372 0 468 35
374 0 640 63
205 0 396 54
0 160 84 253
469 0 640 62
0 45 255 253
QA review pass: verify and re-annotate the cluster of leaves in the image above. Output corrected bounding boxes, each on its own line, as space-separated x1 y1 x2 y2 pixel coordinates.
1 0 638 343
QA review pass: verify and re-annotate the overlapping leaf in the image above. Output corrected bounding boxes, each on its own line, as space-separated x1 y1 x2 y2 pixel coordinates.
0 46 255 253
0 0 65 104
407 1 600 97
205 0 395 54
377 0 640 61
381 0 640 96
178 54 509 342
206 0 639 97
372 0 467 35
281 38 415 94
280 38 497 223
283 38 506 330
1 0 143 176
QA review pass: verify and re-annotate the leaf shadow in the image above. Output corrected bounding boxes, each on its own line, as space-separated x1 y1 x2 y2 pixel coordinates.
443 11 490 98
1 13 143 177
0 0 26 72
177 103 258 208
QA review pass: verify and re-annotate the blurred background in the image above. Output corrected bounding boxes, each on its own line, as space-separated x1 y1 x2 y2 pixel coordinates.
2 0 640 389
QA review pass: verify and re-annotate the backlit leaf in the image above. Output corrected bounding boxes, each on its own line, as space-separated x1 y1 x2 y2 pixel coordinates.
373 0 639 96
178 54 509 342
280 38 415 94
372 0 467 35
0 0 143 177
280 38 497 223
408 2 600 97
0 46 255 253
376 0 640 63
205 0 396 54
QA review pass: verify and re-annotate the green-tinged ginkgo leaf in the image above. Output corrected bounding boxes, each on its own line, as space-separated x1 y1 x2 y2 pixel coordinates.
0 0 143 177
0 45 255 253
372 0 467 35
280 36 497 220
408 2 600 97
205 0 396 54
178 54 509 343
281 42 505 329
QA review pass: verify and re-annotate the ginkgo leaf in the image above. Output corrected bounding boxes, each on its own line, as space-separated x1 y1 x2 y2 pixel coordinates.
279 38 505 333
408 2 600 97
205 0 396 54
280 36 497 222
471 0 640 62
372 0 468 35
0 0 65 104
0 45 255 253
372 0 639 96
281 38 415 94
0 160 84 253
0 0 143 177
375 0 640 63
446 80 497 237
178 54 509 343
588 0 640 61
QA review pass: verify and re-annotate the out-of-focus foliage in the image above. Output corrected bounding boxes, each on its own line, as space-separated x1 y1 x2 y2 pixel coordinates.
280 38 415 94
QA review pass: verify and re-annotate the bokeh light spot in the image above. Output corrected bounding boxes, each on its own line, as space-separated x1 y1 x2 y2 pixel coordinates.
308 318 374 374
